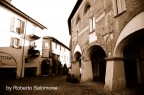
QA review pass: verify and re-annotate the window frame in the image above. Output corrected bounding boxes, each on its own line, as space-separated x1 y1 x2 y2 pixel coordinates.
10 17 25 35
10 37 21 49
113 0 126 17
84 2 91 15
76 15 81 25
89 14 95 33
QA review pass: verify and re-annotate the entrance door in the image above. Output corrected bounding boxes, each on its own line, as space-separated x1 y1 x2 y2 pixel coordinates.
41 59 49 76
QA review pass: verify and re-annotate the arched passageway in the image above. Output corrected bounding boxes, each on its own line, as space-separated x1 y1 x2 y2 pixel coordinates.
89 46 106 83
75 52 82 67
123 29 144 88
72 51 81 78
41 59 50 76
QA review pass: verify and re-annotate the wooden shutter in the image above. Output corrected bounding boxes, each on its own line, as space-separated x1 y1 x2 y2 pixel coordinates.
10 37 14 47
10 17 15 32
21 21 25 34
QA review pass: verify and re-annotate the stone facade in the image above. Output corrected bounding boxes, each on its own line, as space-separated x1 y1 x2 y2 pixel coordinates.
68 0 144 90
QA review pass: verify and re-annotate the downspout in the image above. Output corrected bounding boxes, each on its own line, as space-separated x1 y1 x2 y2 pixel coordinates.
21 20 27 78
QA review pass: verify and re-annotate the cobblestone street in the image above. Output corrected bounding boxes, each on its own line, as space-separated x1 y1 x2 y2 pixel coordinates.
0 76 143 95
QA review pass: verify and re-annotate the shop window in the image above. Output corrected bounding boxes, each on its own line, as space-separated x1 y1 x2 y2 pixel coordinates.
10 17 25 34
113 0 126 16
10 37 21 49
89 15 95 32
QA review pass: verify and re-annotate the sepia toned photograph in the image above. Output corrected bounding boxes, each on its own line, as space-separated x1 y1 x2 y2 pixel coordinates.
0 0 144 94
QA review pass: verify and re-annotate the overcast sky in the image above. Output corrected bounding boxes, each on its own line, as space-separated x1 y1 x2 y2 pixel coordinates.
12 0 77 47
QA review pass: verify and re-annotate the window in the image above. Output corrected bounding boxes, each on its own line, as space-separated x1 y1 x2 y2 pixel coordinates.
10 37 21 49
32 25 37 34
89 15 95 32
30 41 36 48
76 31 78 42
84 2 91 14
76 15 81 24
10 17 25 34
113 0 126 16
44 42 49 48
52 42 56 50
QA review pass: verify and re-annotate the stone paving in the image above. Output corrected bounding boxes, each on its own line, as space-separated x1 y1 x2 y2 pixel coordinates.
0 76 143 95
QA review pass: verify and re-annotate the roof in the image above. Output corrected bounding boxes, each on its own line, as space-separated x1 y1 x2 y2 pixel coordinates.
0 0 47 29
43 36 70 50
68 0 83 35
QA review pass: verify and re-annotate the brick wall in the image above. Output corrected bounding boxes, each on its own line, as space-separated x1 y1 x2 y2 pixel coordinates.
70 0 144 58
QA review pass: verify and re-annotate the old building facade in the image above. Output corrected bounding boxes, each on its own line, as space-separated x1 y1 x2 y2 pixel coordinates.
0 0 47 78
68 0 144 90
41 36 70 76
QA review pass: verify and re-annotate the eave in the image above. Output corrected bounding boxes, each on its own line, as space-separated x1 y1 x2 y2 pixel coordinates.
0 0 47 30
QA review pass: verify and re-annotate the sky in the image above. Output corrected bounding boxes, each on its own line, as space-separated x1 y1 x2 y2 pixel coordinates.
12 0 77 47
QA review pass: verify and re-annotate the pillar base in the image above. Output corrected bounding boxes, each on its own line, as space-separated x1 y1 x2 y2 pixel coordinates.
104 57 126 90
81 60 93 82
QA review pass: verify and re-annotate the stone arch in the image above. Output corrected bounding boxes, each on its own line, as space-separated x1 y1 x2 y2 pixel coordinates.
71 44 82 79
86 45 106 82
41 58 50 76
109 11 144 89
73 44 82 59
113 12 144 57
85 43 107 59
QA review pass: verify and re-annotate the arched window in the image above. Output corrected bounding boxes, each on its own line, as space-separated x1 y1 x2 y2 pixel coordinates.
84 2 91 14
76 15 81 24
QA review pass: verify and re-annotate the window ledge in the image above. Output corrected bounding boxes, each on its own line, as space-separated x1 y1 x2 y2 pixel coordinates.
114 10 126 18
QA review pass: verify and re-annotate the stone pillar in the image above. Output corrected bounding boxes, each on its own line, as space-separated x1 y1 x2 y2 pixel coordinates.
20 68 25 78
16 67 22 78
37 64 41 76
49 58 53 76
104 57 126 90
81 60 93 82
71 61 80 78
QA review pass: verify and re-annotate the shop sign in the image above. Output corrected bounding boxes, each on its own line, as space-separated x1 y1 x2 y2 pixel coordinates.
0 52 17 66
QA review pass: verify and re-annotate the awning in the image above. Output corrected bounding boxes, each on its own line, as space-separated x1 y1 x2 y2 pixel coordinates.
0 66 17 68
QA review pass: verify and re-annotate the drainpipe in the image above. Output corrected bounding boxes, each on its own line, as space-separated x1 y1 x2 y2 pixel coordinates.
21 20 27 78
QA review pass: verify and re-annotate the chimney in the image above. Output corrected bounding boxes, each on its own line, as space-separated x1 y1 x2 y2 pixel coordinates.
4 0 12 3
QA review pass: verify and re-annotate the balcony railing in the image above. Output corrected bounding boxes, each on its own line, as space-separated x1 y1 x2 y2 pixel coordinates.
28 48 40 57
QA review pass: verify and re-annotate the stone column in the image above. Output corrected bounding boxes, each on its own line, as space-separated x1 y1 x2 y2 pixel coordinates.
104 57 126 90
81 60 93 82
71 61 80 79
16 67 22 78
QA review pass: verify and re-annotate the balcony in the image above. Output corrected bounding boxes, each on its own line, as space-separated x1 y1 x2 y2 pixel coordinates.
28 48 40 57
29 34 40 39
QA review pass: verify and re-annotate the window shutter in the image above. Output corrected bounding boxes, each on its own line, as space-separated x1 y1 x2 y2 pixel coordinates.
21 21 25 34
89 18 92 32
10 17 15 32
117 0 122 14
112 0 118 16
10 37 14 47
19 39 22 48
92 17 95 30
